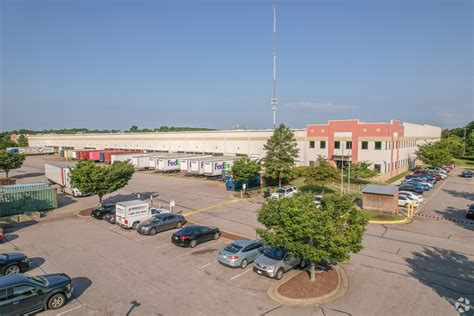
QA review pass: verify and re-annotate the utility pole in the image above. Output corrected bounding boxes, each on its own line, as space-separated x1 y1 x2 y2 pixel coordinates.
463 126 467 156
347 156 351 193
340 146 344 196
271 0 278 129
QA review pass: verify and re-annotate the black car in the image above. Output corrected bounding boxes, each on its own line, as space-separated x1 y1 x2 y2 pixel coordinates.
399 184 424 195
0 273 73 314
0 253 30 275
171 225 220 248
467 204 474 220
103 210 116 224
137 213 186 235
91 204 115 220
461 170 473 178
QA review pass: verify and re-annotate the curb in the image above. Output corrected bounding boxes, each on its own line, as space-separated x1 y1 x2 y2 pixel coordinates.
368 218 410 225
266 265 348 307
416 213 474 225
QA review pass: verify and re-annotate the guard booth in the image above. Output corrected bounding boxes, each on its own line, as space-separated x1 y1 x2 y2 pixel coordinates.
362 184 399 214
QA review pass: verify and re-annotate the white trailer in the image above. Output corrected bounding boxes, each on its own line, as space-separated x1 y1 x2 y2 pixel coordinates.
148 153 182 170
132 154 156 170
156 154 211 172
44 162 84 197
115 200 152 229
203 157 237 177
180 155 213 173
190 158 209 175
111 153 138 164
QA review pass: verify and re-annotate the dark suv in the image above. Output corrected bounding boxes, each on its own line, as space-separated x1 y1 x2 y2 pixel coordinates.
0 273 73 314
91 204 115 219
0 253 30 276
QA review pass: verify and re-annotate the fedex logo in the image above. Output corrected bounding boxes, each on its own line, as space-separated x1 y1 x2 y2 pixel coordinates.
215 162 225 170
167 159 179 166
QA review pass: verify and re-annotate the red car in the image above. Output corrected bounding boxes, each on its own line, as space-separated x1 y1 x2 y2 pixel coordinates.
412 171 442 181
442 163 455 170
0 228 4 243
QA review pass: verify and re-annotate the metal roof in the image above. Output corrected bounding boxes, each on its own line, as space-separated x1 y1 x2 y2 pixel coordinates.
362 184 398 196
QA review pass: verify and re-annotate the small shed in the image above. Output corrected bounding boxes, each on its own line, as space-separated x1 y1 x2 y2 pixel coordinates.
362 184 398 214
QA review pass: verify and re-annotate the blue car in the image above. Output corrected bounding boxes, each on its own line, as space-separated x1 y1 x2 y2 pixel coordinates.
218 240 264 269
405 175 436 184
404 180 430 191
399 183 425 195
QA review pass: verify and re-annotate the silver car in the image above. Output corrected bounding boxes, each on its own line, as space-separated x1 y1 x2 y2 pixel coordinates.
218 240 264 269
253 247 305 280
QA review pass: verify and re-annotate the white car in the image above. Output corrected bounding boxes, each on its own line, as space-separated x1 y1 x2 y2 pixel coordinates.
399 191 424 203
398 195 419 208
271 186 297 199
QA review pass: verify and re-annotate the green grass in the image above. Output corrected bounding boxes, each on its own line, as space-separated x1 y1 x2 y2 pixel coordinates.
386 170 412 184
362 210 405 221
454 158 474 167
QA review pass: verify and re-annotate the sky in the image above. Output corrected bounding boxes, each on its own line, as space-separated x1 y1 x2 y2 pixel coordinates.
0 0 472 131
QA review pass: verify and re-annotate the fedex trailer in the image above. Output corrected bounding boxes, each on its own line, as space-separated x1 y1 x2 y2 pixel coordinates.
190 158 209 175
156 154 211 172
44 162 84 197
203 157 237 177
180 155 213 173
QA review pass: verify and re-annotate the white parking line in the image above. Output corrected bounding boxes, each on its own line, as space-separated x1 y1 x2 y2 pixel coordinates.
56 305 83 316
201 262 213 268
175 241 222 258
230 268 253 280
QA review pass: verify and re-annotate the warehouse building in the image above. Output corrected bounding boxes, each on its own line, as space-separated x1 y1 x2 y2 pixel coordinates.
28 120 441 179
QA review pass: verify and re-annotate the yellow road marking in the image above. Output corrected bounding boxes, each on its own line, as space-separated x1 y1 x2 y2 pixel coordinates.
183 199 240 217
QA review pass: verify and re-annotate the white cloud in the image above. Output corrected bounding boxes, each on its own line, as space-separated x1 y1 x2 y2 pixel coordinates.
283 101 360 111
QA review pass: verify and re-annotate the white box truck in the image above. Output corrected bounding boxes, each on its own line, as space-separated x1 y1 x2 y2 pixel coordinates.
115 200 156 229
203 157 237 177
44 163 84 197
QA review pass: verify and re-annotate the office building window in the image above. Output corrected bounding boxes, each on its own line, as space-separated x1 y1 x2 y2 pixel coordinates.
334 141 340 149
374 164 381 172
346 141 352 149
320 141 326 149
362 141 368 150
375 141 382 150
309 141 315 149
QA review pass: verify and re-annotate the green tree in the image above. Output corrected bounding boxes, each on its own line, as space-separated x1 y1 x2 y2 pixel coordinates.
305 156 339 193
230 157 260 192
69 160 135 204
0 151 26 178
257 193 367 281
416 142 453 166
439 136 464 158
262 124 299 187
347 161 379 183
130 125 138 132
17 134 28 147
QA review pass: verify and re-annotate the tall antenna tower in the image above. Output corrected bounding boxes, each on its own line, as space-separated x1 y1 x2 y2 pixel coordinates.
271 0 278 129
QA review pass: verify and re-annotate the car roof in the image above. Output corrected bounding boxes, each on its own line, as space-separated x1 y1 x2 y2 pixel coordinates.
231 239 258 247
0 274 29 288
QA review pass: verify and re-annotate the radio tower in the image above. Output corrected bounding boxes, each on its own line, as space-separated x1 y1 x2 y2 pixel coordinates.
271 0 278 129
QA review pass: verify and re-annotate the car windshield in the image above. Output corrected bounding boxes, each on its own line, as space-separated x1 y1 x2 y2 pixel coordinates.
264 247 286 260
470 205 474 211
276 188 286 194
27 275 46 285
224 243 243 253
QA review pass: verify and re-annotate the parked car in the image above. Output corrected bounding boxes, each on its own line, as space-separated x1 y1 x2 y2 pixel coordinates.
467 204 474 220
461 170 472 178
442 163 455 170
271 186 297 199
428 166 448 174
218 240 264 269
171 225 220 248
0 228 3 244
0 273 73 314
253 247 305 280
425 170 447 179
399 191 424 203
399 183 424 195
414 171 442 181
91 204 115 220
405 175 435 184
0 253 30 275
398 195 419 208
404 179 431 190
103 210 116 224
137 213 186 235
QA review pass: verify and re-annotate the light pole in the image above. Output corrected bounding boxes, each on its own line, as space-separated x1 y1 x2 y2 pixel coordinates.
340 146 344 196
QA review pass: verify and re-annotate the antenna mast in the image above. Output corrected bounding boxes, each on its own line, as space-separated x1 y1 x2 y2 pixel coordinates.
271 0 278 129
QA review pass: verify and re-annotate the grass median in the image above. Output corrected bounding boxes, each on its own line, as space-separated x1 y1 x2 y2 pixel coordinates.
363 210 405 222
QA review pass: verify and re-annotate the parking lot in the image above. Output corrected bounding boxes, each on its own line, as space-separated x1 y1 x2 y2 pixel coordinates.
1 156 473 315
